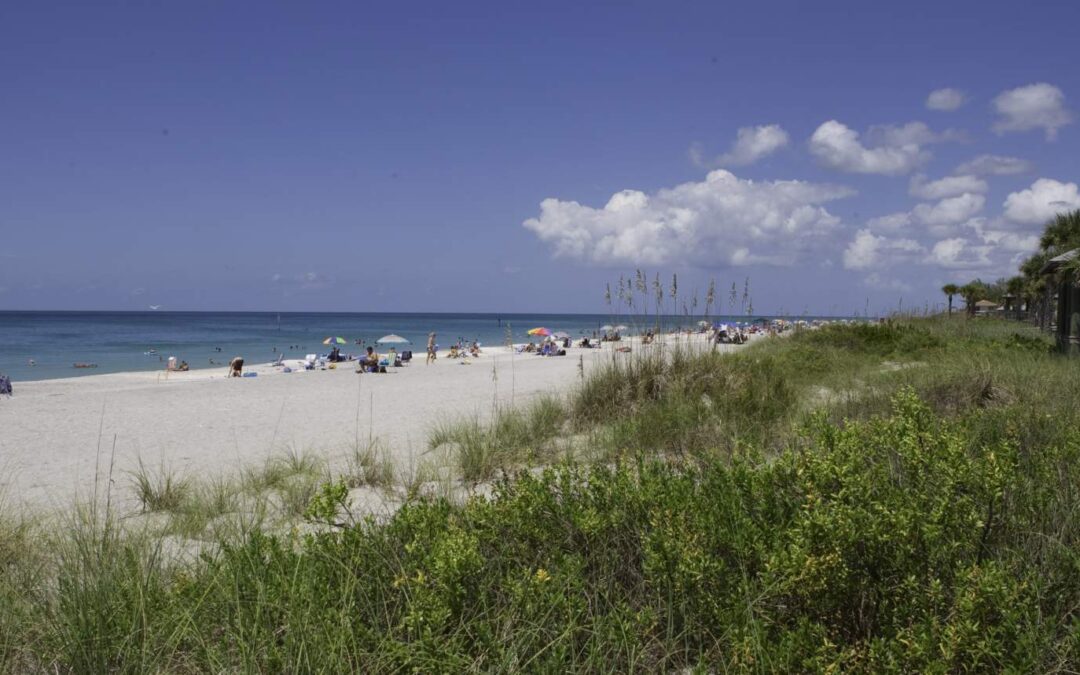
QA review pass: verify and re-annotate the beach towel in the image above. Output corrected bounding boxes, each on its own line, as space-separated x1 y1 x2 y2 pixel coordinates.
0 374 11 396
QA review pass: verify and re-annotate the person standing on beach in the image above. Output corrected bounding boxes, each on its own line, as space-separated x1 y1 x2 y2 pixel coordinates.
426 332 436 364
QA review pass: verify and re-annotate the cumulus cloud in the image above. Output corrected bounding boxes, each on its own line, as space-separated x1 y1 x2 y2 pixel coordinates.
690 124 789 168
925 238 992 270
968 218 1040 253
992 83 1072 140
523 169 854 267
843 229 923 270
912 193 986 236
909 174 988 200
808 120 951 175
926 88 966 111
1003 178 1080 224
866 212 912 234
866 121 964 146
953 154 1034 176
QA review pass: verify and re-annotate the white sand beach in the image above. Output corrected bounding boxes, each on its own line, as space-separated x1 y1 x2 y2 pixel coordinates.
0 336 740 513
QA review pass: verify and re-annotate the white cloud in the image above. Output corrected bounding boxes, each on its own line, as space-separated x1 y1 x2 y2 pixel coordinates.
1003 178 1080 224
866 121 964 146
969 219 1040 253
523 169 854 266
992 83 1072 140
909 174 988 200
808 120 936 175
690 124 789 168
953 154 1034 176
926 88 966 111
925 238 992 270
912 193 986 233
843 229 923 270
866 212 912 234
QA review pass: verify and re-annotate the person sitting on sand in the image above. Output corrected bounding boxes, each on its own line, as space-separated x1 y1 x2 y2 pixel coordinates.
229 356 244 377
363 346 379 368
469 341 481 356
524 342 536 353
179 360 189 371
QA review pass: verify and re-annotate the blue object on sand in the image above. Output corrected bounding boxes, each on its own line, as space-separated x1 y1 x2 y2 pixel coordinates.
242 372 257 378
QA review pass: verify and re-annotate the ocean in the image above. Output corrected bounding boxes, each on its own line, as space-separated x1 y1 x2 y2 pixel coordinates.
0 310 796 382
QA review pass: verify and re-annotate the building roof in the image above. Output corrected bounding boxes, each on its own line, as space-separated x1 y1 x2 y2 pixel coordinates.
1041 248 1080 275
974 299 998 308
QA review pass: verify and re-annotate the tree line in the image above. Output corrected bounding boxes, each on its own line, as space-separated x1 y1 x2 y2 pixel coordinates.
942 209 1080 318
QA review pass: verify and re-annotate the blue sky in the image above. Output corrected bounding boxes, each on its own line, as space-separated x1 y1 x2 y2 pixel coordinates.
2 1 1078 316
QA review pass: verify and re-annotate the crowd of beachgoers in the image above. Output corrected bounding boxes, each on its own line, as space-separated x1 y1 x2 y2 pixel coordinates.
230 318 847 376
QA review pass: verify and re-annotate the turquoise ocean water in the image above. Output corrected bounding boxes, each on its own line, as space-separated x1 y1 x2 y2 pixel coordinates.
0 311 812 383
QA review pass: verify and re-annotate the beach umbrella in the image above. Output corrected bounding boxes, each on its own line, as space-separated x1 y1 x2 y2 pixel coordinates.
614 325 628 332
527 327 552 337
322 336 347 345
376 334 410 344
600 324 614 331
552 331 570 339
697 320 710 327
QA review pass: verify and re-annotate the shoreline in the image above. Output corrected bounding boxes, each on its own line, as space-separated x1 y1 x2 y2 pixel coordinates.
1 333 745 514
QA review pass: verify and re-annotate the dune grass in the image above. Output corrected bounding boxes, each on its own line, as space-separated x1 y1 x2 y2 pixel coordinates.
1 317 1079 671
429 395 567 482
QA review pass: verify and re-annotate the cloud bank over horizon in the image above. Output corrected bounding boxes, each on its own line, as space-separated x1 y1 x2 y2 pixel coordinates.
525 81 1076 296
523 170 853 267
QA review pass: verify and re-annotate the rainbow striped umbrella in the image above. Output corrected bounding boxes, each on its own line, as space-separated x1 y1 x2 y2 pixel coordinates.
322 336 347 345
527 327 552 337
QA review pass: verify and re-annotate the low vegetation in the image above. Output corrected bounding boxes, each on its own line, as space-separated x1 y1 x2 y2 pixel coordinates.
2 317 1080 671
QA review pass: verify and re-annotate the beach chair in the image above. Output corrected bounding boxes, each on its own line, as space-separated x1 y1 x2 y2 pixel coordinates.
0 373 11 397
270 353 285 366
401 350 413 365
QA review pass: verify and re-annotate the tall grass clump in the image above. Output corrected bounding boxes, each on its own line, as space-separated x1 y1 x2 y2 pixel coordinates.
572 344 797 457
130 459 191 513
346 439 396 488
430 395 567 481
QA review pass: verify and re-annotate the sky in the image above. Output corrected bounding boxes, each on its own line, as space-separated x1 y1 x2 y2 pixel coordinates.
1 0 1078 316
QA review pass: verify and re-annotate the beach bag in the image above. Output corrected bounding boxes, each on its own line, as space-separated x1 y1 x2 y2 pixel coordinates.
0 374 11 396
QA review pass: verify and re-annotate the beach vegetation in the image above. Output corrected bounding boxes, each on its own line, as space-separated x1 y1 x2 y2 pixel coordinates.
2 317 1080 670
346 438 396 488
130 459 191 513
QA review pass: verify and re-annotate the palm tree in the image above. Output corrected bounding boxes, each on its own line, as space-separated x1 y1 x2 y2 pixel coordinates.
960 280 985 317
1038 209 1080 256
941 283 959 316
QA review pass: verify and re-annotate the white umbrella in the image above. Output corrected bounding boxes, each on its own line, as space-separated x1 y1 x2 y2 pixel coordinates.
697 320 710 327
376 334 410 344
614 325 628 332
552 331 571 339
600 324 614 331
